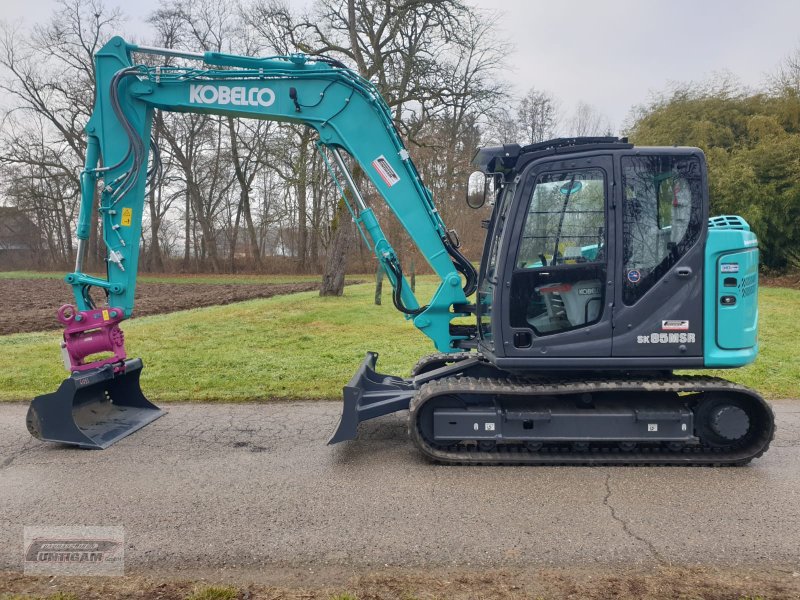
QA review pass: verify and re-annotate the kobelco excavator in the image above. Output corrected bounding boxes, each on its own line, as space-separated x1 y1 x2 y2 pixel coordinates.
27 37 774 465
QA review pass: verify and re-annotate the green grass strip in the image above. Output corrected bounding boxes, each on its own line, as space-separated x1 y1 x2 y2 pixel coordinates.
0 283 796 401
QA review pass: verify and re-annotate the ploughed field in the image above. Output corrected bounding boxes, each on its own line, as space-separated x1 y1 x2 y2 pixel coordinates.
0 276 353 335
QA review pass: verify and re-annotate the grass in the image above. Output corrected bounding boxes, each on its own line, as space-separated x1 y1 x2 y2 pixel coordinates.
694 286 800 397
184 586 239 600
0 282 431 401
0 282 797 402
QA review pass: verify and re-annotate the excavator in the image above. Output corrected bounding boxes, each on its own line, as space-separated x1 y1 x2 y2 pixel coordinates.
26 37 775 465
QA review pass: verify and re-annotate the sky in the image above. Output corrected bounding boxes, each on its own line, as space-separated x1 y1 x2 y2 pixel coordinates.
3 0 800 133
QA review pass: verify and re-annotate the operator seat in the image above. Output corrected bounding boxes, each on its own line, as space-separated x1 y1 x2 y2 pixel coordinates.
535 279 602 328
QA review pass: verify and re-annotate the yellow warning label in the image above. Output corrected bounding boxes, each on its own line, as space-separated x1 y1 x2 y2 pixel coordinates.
102 309 110 321
121 207 133 227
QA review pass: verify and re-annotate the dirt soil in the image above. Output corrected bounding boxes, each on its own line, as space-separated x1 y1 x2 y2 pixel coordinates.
761 271 800 290
1 565 798 599
1 278 358 336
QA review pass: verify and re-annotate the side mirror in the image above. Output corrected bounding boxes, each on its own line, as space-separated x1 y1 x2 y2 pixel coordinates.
467 171 493 209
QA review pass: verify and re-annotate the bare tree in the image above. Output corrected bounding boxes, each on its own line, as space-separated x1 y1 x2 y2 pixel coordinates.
246 0 504 294
769 45 800 94
0 0 122 269
1 0 509 277
517 87 558 145
569 101 612 137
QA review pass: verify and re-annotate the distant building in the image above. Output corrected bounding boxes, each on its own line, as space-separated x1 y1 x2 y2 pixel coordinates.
0 207 40 268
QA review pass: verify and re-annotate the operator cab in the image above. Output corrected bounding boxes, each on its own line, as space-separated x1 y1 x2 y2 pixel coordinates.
470 137 708 370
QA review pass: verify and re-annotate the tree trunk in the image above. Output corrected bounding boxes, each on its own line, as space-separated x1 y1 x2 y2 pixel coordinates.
183 188 191 270
242 191 261 270
147 183 164 272
320 198 354 296
186 174 221 273
310 164 322 269
296 131 311 272
59 198 74 266
227 117 263 270
230 192 243 272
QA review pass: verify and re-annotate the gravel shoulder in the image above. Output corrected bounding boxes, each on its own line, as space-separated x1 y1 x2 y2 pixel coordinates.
1 564 799 599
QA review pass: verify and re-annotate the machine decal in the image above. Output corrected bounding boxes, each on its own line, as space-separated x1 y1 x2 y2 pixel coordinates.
721 263 739 273
372 155 401 187
626 269 641 283
636 332 696 344
578 287 601 296
662 320 689 331
189 84 275 108
121 207 132 227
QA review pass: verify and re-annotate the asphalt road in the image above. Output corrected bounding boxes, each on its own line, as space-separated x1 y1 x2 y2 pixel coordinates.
1 401 799 579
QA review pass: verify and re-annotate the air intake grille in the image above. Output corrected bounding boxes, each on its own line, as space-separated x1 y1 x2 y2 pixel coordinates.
739 273 758 298
708 215 750 230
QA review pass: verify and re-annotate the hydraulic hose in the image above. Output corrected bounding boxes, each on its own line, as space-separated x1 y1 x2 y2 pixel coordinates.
445 240 478 297
386 258 427 316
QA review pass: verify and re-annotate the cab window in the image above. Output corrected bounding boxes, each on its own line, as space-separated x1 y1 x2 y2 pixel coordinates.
621 155 703 305
510 167 607 336
517 169 605 269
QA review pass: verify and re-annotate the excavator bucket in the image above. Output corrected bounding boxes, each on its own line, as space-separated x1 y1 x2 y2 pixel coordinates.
26 358 164 449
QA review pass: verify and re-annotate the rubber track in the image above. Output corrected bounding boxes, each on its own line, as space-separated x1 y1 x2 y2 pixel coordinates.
411 352 475 377
408 376 775 466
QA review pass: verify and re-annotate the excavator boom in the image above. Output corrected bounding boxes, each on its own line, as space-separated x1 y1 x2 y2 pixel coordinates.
27 37 476 448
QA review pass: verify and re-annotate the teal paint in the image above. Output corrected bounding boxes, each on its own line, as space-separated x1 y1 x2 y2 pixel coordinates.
703 217 759 367
68 37 469 352
717 249 758 350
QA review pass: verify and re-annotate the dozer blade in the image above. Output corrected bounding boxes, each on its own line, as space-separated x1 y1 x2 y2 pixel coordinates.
328 351 415 444
26 358 164 449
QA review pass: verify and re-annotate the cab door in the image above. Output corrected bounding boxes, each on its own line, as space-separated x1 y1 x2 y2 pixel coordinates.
611 152 707 357
498 155 615 358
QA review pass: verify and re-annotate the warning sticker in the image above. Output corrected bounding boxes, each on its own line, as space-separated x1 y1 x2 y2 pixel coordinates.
720 263 739 273
121 207 133 227
662 320 689 331
372 155 401 187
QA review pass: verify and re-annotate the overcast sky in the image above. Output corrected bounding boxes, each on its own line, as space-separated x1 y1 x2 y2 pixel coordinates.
4 0 800 133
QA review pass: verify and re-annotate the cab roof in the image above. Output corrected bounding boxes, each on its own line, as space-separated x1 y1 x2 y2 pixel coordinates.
473 137 633 175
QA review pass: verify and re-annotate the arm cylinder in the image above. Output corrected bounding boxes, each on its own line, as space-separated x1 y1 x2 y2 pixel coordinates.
74 135 100 272
76 135 99 241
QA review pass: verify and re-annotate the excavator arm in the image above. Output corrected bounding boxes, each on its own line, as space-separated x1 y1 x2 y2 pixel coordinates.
26 37 477 449
69 37 475 360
